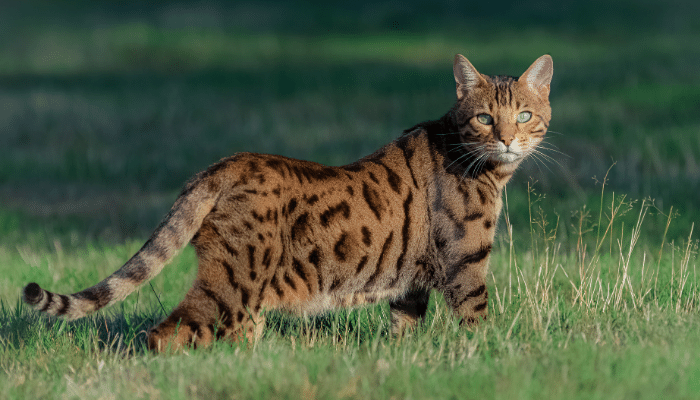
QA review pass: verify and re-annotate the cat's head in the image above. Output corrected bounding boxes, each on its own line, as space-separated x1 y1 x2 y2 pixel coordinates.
452 54 553 167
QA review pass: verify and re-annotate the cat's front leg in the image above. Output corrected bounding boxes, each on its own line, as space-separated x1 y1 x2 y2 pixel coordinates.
440 264 489 326
389 287 431 334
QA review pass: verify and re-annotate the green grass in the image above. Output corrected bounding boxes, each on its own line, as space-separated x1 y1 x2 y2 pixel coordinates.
2 0 700 398
2 200 699 399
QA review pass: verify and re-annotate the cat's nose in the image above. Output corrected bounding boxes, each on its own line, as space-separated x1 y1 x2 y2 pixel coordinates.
496 127 516 146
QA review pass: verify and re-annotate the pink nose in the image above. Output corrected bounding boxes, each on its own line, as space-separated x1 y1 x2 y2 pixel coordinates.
501 137 513 146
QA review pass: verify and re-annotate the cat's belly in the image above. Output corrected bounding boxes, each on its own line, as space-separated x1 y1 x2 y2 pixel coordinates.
270 285 409 315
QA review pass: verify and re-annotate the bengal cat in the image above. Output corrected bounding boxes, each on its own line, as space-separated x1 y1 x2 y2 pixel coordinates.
23 54 553 351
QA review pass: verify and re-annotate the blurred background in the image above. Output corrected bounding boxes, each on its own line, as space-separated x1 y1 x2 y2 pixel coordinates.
1 0 699 253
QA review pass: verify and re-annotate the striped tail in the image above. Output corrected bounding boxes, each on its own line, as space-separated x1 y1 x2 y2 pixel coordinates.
22 165 226 320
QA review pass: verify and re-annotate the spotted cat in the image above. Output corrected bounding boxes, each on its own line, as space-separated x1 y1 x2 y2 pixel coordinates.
23 54 553 351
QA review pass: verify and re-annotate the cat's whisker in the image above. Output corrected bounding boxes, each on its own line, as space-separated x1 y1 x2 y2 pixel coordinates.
448 141 482 148
447 143 484 155
536 151 568 166
470 145 488 157
529 149 564 170
528 152 555 174
538 138 562 148
463 152 489 177
532 145 565 162
476 154 490 174
545 130 564 136
461 155 480 176
537 143 571 159
526 152 545 174
447 145 486 172
436 131 463 136
537 138 566 151
451 144 487 159
445 152 473 170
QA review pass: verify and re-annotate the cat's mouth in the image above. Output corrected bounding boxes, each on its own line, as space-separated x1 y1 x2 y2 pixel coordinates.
492 141 523 164
496 151 520 163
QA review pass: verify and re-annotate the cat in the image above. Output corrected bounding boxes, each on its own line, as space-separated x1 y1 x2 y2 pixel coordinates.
23 54 553 351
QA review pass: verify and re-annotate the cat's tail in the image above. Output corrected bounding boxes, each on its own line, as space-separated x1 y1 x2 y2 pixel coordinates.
22 159 232 320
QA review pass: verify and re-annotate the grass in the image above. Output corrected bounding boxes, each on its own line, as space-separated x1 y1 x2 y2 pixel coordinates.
1 0 700 398
2 197 699 399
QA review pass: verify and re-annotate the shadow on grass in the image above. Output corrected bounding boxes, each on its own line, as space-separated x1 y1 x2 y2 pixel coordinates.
1 298 397 355
0 299 164 355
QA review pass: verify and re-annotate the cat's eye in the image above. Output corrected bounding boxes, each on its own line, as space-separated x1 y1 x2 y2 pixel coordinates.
517 111 532 123
476 114 493 125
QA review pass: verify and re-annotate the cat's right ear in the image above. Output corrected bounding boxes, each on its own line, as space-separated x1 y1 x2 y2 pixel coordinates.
453 54 487 100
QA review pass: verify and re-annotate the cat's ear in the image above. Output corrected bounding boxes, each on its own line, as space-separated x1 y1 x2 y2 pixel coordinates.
519 55 553 97
453 54 487 100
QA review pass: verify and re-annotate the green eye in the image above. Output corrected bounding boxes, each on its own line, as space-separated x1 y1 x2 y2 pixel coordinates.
517 111 532 123
476 114 493 125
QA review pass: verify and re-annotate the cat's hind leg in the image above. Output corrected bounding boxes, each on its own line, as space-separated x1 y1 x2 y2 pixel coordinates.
146 278 264 352
146 282 218 352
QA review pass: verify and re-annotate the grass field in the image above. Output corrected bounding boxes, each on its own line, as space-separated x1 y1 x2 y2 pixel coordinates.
1 1 700 398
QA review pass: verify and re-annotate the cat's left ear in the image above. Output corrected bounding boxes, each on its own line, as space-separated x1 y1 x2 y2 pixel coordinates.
519 55 553 98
